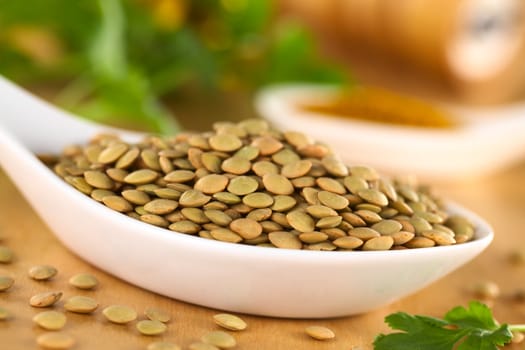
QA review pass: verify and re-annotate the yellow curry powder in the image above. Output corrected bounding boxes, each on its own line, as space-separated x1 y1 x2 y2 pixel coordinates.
300 87 456 128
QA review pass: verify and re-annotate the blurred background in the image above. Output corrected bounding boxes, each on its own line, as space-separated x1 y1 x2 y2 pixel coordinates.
2 0 525 178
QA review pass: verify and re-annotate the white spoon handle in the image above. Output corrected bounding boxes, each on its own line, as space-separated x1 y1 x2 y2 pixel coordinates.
0 76 143 153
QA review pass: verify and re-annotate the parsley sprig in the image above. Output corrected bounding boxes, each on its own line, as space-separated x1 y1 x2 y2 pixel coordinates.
374 301 525 350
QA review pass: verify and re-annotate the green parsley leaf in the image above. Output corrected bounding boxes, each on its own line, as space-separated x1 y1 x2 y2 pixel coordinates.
374 301 514 350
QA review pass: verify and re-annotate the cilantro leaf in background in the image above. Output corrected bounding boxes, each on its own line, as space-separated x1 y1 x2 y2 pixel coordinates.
373 301 522 350
0 0 347 133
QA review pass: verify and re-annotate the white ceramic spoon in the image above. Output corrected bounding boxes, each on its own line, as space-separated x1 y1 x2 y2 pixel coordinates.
0 76 493 318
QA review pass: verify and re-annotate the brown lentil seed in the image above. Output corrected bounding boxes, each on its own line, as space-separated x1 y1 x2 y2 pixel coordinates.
243 192 274 208
227 176 259 195
221 157 251 175
201 331 237 349
33 311 67 330
28 265 58 281
136 319 168 336
213 313 247 331
64 296 98 313
102 196 133 212
64 176 92 194
362 236 394 251
272 148 300 165
36 332 75 349
106 168 129 182
261 221 284 232
144 199 178 215
283 130 312 148
209 134 243 152
124 169 159 185
418 211 444 224
98 143 128 164
251 136 283 155
169 221 201 234
306 205 338 218
230 218 263 239
422 230 456 245
164 170 195 183
145 307 171 323
69 273 98 290
371 220 403 235
210 228 243 243
102 305 137 324
122 190 151 205
204 210 233 226
404 236 436 248
305 326 335 340
252 160 279 176
350 166 379 181
341 212 366 227
317 191 349 210
30 291 63 307
286 211 315 232
355 203 382 213
348 227 381 240
271 195 297 212
379 208 398 219
140 214 170 228
432 224 455 236
302 187 320 205
246 208 273 221
179 190 211 207
299 232 329 244
322 155 348 177
316 216 342 229
410 216 433 234
213 192 241 205
90 189 115 202
269 231 302 249
262 173 294 195
231 203 253 214
84 170 114 189
357 189 389 206
472 281 500 299
391 200 414 215
333 236 364 249
187 148 204 169
234 145 259 160
291 176 316 188
316 177 346 194
379 178 398 201
322 228 347 240
389 231 415 245
0 275 14 291
355 210 383 224
201 153 222 173
281 159 312 178
182 208 210 224
307 242 337 251
239 118 269 135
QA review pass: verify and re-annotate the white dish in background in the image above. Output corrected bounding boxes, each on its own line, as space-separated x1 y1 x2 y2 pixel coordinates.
256 84 525 181
0 77 492 318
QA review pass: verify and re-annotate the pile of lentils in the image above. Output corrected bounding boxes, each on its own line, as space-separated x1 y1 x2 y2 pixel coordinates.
47 119 475 251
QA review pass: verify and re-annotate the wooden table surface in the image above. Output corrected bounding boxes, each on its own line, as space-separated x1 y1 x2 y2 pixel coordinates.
1 153 525 349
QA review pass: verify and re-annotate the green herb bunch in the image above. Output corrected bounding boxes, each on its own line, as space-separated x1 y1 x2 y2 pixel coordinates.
0 0 344 132
375 301 525 350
